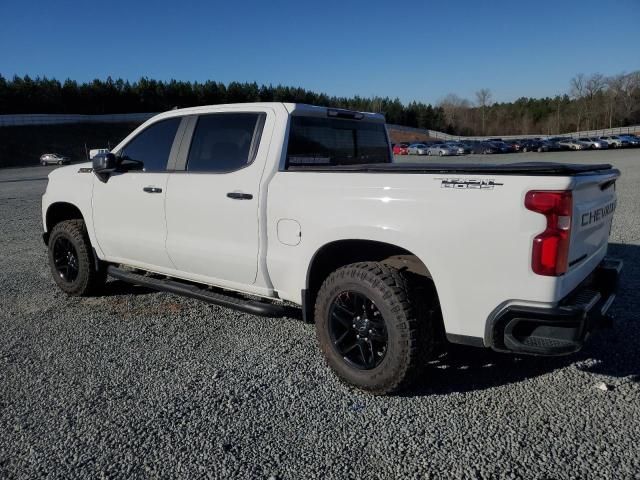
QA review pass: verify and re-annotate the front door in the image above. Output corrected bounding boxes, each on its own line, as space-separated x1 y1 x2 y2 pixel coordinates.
92 117 181 270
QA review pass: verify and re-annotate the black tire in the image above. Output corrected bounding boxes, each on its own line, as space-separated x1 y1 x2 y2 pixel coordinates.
314 262 436 394
48 219 106 296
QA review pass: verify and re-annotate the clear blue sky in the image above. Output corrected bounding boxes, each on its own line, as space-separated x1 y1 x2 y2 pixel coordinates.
1 0 638 105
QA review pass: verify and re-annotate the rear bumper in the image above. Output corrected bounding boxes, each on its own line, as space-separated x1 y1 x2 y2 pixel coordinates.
488 257 622 356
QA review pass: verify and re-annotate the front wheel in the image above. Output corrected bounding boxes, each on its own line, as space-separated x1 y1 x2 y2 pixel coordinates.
315 262 435 394
48 219 106 296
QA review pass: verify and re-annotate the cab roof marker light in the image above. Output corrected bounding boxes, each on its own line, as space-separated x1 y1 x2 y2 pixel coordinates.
327 109 365 120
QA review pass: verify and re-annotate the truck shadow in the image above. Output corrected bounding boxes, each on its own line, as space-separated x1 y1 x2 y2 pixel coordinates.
405 242 640 396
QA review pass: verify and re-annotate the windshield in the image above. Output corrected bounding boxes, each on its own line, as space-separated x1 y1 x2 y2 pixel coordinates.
286 116 390 168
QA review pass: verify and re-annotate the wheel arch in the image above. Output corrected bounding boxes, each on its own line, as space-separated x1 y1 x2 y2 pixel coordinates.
302 239 436 323
44 202 85 244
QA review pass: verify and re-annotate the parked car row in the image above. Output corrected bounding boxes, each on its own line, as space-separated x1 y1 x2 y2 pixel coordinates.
393 134 640 157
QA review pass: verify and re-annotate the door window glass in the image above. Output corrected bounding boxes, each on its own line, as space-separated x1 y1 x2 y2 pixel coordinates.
119 118 181 172
186 113 264 173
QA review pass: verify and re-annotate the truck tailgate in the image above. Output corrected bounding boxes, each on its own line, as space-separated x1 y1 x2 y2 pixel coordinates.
569 170 619 271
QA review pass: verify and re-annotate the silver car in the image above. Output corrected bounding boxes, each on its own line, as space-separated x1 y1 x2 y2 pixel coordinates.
427 144 458 156
445 142 467 155
40 153 71 165
579 137 609 149
558 139 589 150
407 143 430 155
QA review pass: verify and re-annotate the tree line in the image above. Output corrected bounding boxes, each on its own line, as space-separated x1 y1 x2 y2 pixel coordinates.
0 72 638 135
440 71 640 136
0 75 447 131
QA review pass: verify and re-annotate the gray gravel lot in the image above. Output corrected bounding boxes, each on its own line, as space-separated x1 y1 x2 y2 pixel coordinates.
1 150 639 479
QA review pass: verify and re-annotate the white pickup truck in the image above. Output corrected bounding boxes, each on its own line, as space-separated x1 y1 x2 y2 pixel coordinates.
42 103 622 394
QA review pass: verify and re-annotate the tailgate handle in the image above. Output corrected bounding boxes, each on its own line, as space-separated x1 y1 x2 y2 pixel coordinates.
143 186 163 193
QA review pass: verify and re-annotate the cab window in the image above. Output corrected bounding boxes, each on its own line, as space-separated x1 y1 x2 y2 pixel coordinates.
186 113 264 173
119 118 181 172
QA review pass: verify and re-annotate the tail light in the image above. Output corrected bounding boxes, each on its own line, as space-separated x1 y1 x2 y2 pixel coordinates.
525 190 573 276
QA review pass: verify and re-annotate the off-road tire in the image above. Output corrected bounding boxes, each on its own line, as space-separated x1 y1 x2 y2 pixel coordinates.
315 261 437 394
48 219 106 296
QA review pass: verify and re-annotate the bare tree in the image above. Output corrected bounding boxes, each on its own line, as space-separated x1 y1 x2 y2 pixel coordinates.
605 74 625 128
438 93 471 129
584 73 606 129
555 96 562 134
619 71 640 122
475 88 492 135
570 74 587 131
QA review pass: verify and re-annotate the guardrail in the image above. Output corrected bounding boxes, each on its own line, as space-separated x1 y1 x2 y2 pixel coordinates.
388 124 640 141
0 113 156 127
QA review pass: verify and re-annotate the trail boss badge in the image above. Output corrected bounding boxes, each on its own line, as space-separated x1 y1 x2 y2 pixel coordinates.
436 178 504 189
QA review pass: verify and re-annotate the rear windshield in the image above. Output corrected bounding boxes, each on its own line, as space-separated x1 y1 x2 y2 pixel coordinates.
286 116 390 168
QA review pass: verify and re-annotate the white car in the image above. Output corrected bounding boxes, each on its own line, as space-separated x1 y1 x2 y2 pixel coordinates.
41 103 622 394
426 144 458 156
40 153 70 165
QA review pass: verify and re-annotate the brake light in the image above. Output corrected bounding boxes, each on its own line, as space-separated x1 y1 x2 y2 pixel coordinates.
525 190 573 276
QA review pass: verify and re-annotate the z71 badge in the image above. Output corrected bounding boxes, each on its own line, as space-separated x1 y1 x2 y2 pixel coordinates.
436 178 504 189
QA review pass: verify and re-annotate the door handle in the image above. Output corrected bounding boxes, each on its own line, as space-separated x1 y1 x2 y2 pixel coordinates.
226 192 253 200
143 186 163 193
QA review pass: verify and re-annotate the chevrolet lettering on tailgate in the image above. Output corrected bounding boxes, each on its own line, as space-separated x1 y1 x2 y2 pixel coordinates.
581 200 617 228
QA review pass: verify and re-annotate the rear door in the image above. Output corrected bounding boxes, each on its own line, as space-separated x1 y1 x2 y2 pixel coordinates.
92 117 182 269
164 110 272 286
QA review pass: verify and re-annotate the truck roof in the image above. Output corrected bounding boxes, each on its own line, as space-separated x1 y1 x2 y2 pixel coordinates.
152 102 386 123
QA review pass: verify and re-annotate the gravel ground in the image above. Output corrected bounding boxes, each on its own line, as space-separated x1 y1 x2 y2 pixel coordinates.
1 150 639 479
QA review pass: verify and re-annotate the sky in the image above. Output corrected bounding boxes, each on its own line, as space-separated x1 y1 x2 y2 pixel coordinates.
1 0 639 105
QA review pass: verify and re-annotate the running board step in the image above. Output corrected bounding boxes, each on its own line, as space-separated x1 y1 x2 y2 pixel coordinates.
106 266 291 317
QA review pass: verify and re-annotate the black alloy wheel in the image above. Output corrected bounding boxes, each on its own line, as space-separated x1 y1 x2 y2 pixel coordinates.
52 236 80 283
328 291 388 370
47 219 106 295
314 262 440 394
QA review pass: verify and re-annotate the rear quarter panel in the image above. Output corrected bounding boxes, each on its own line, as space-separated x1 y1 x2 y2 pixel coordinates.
267 171 588 339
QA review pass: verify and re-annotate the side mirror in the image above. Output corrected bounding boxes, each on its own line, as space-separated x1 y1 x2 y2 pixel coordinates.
92 152 117 182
